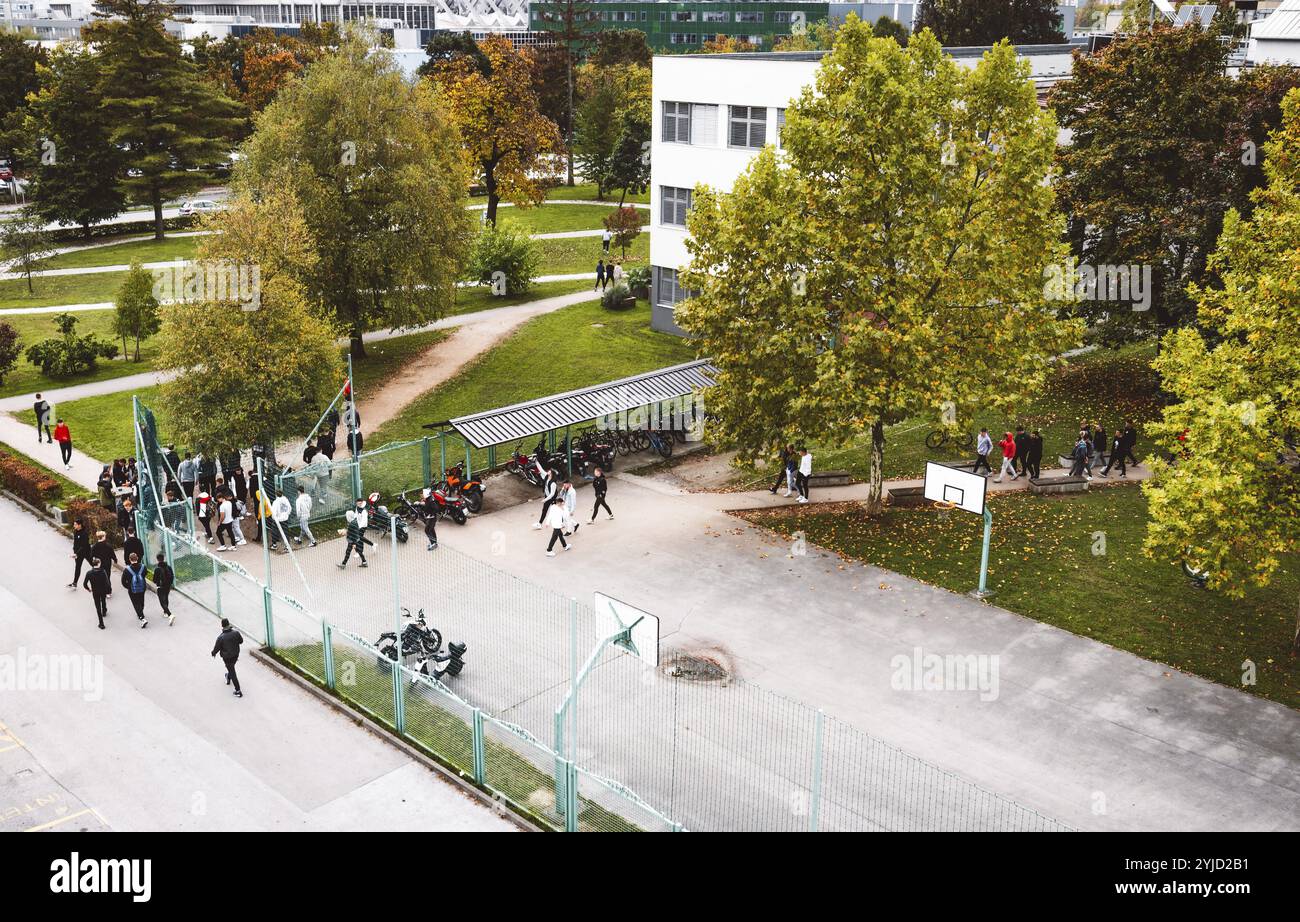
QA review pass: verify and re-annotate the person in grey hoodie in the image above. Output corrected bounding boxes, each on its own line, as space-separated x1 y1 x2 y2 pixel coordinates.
973 429 993 476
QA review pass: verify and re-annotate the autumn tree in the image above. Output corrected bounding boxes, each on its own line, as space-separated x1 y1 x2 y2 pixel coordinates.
1143 89 1300 654
573 61 650 200
603 205 642 257
112 262 161 361
701 35 758 53
916 0 1065 45
87 0 244 239
156 189 342 452
593 29 652 68
434 35 564 226
237 26 474 358
677 20 1081 513
1051 23 1237 344
534 0 600 184
1227 64 1300 218
773 19 838 51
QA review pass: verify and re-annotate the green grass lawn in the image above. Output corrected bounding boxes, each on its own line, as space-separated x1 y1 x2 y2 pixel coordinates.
0 310 158 400
730 345 1165 488
369 298 698 473
498 202 647 236
534 233 648 277
740 486 1300 710
450 278 592 317
38 234 202 271
0 269 131 310
469 182 650 206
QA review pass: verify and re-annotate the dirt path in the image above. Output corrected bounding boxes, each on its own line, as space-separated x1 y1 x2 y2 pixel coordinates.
354 289 599 434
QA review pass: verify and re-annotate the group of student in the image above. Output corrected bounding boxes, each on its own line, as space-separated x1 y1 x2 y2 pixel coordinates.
32 394 75 468
532 466 614 557
769 445 815 503
594 257 625 292
69 516 174 631
973 421 1139 482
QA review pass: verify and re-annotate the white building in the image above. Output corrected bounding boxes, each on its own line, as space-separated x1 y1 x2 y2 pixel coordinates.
1248 0 1300 64
648 43 1087 334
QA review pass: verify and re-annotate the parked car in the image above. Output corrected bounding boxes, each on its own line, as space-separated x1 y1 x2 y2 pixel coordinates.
179 199 220 216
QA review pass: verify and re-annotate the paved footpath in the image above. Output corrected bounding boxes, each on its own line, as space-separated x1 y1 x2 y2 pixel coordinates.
0 499 515 831
434 468 1300 831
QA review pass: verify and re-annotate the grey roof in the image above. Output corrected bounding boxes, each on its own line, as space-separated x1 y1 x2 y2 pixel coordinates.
655 41 1089 62
447 359 718 449
1253 0 1300 39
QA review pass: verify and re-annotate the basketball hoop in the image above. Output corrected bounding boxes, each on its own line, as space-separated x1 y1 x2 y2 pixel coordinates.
932 499 957 512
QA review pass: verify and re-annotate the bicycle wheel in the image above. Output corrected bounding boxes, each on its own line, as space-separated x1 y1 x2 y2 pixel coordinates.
632 431 650 452
924 430 946 450
958 432 975 450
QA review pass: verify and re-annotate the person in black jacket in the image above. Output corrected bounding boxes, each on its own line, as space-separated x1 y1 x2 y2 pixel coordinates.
1121 421 1139 466
197 454 217 495
122 527 144 568
1093 423 1108 467
211 618 244 697
153 552 175 625
82 558 111 629
90 530 116 578
1012 426 1030 476
69 519 91 588
590 468 613 522
1026 430 1044 480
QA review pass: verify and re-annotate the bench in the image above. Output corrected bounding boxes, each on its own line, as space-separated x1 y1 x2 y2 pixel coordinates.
1029 476 1089 495
886 485 930 507
808 470 851 488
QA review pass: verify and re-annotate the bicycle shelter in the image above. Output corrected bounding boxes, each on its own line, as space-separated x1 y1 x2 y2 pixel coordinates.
428 358 718 479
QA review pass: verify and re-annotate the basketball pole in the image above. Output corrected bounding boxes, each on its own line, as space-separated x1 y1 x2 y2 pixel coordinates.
975 506 993 599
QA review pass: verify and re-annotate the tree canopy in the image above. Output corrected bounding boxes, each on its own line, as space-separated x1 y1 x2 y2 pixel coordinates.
916 0 1065 46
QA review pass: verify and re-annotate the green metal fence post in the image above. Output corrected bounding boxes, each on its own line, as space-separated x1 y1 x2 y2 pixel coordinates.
472 709 486 785
464 441 472 481
163 527 174 571
212 556 222 618
258 457 275 648
487 444 496 471
438 431 447 480
390 515 405 735
564 760 579 832
810 709 825 832
323 621 336 690
262 587 276 650
421 437 431 486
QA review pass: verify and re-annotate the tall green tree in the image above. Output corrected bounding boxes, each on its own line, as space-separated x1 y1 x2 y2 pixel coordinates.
24 46 127 236
677 21 1082 513
157 189 343 451
86 0 244 240
593 29 652 68
916 0 1065 45
1143 90 1300 654
573 61 650 200
0 30 46 166
112 261 161 361
0 210 52 294
1051 24 1238 344
535 0 600 185
238 26 475 358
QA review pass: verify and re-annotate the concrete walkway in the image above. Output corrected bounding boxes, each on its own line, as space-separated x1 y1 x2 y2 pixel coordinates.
0 500 515 831
430 468 1300 831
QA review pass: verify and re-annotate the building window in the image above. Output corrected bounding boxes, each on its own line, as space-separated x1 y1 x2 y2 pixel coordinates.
729 105 767 149
661 186 692 227
669 32 700 45
663 101 691 143
774 11 790 23
656 267 693 308
776 108 786 148
672 10 696 21
701 10 727 22
640 11 646 20
690 104 718 146
736 11 763 23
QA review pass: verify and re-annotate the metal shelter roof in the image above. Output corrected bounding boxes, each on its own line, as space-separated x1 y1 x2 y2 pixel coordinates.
446 359 717 449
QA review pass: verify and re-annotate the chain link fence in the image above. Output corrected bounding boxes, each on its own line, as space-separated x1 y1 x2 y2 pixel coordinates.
133 399 1069 832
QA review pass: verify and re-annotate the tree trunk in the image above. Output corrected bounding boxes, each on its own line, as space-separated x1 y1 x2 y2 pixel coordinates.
152 185 165 241
486 165 499 227
865 420 886 515
566 53 575 187
134 336 141 362
25 268 33 294
350 332 366 360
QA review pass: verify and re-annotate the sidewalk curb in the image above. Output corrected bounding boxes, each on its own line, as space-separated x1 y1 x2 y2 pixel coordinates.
249 647 540 833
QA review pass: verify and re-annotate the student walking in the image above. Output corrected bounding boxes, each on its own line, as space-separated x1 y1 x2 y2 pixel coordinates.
1120 421 1139 466
1068 433 1091 478
1013 426 1029 476
153 552 175 625
1092 423 1108 467
90 530 116 579
595 259 607 291
32 394 52 443
544 497 569 557
215 494 237 550
53 419 72 469
560 480 580 535
82 558 111 629
294 486 316 547
69 519 91 588
338 508 372 568
601 228 612 254
590 468 613 522
178 453 196 499
994 431 1018 482
211 618 244 697
270 493 292 551
769 445 795 496
122 527 144 570
1101 429 1127 477
196 491 214 543
796 446 812 503
120 552 149 628
424 508 438 550
533 469 559 529
974 429 992 475
1026 429 1044 480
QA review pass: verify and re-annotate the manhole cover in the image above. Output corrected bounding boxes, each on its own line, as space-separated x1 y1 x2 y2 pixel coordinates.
662 649 733 684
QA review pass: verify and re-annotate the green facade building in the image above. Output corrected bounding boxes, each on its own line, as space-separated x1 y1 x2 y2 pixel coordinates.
530 2 834 52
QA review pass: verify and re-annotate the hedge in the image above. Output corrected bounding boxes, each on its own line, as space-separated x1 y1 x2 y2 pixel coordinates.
65 497 123 547
46 214 197 244
0 450 62 509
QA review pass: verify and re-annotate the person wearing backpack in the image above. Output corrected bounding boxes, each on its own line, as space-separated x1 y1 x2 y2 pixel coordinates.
120 552 149 629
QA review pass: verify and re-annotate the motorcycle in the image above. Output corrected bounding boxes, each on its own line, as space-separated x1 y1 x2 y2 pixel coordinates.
375 608 468 682
439 463 486 513
401 487 468 525
505 441 543 487
366 492 409 543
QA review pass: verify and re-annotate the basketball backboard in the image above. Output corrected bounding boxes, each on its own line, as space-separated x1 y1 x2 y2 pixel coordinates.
594 592 660 667
923 461 987 516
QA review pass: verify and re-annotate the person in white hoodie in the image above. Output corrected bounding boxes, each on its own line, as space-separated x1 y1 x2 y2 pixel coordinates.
544 498 569 556
533 468 559 529
560 480 580 536
215 495 236 550
294 486 316 547
796 446 813 503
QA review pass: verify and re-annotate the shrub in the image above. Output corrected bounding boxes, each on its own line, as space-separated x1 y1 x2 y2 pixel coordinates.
601 282 634 311
0 450 62 509
66 497 122 546
625 265 651 291
25 311 119 377
0 321 19 387
603 206 643 258
466 223 539 297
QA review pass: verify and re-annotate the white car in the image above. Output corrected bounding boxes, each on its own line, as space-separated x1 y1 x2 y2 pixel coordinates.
179 199 221 216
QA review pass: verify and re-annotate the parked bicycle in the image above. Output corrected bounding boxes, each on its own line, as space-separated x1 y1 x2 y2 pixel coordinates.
925 428 975 452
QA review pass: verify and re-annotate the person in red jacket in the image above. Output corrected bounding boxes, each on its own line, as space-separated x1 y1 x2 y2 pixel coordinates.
53 418 72 469
995 431 1018 482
